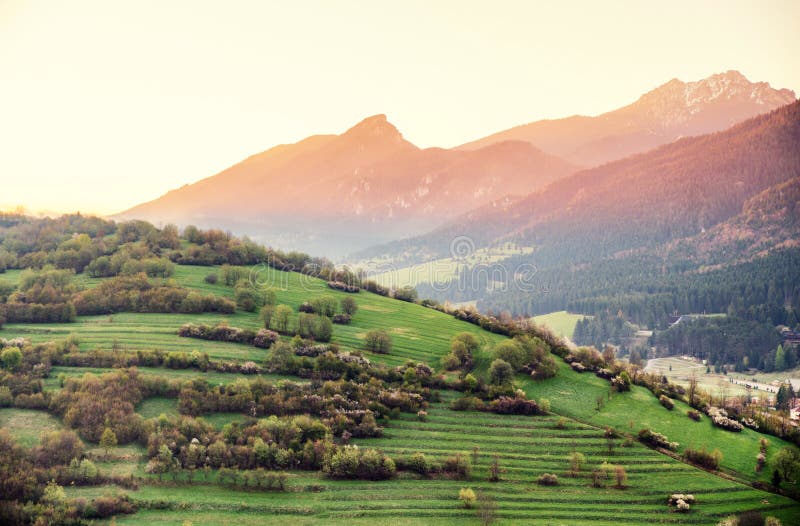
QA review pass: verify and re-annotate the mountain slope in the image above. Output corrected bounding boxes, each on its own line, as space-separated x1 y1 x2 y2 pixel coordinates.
393 100 800 265
459 70 796 167
118 115 577 257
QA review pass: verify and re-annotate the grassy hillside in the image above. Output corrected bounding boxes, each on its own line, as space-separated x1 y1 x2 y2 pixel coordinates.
2 263 799 524
531 311 585 338
55 399 799 525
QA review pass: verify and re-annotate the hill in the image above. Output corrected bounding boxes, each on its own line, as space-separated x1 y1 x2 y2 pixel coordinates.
0 216 798 524
117 115 577 257
458 70 796 166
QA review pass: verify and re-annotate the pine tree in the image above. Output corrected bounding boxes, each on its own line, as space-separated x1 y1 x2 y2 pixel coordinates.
775 344 786 371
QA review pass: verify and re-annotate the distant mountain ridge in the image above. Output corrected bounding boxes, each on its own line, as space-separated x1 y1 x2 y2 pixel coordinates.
118 115 577 257
118 71 795 258
458 70 796 166
375 100 800 266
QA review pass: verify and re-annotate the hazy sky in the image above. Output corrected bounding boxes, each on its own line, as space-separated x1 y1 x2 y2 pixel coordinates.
2 0 798 215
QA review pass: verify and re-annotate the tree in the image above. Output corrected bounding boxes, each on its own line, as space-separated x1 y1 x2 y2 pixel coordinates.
364 330 392 354
614 465 628 488
273 305 293 333
100 427 117 459
493 341 526 370
341 297 358 316
488 359 514 386
775 344 786 371
458 487 476 509
687 373 699 407
311 295 337 317
453 333 480 355
261 305 275 329
776 384 791 411
569 452 586 476
0 346 22 371
774 447 800 484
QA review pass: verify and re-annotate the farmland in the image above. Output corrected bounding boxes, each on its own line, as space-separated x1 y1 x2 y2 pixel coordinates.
532 310 586 339
2 262 799 524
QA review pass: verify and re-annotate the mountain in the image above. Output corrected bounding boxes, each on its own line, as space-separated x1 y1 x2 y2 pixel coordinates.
387 100 800 265
118 115 577 257
458 70 796 167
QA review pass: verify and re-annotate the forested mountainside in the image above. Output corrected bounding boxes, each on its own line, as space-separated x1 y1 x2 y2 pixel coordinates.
401 102 800 369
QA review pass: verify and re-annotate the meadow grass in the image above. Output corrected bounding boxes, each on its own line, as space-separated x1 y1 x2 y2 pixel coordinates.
60 400 800 525
0 407 68 447
3 264 799 523
532 310 586 338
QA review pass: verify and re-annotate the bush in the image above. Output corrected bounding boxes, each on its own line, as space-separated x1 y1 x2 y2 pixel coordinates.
340 297 358 315
364 330 392 354
393 286 418 302
659 394 675 410
638 428 678 451
204 273 218 284
687 410 701 421
327 281 360 293
0 386 13 407
442 453 471 479
536 473 559 486
324 446 395 480
707 407 744 432
253 329 279 348
684 446 722 470
459 487 476 509
488 359 514 385
332 314 351 325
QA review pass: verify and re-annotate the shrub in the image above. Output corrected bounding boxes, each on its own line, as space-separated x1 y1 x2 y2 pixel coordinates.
401 452 432 475
459 488 476 509
687 410 701 421
707 406 743 431
0 386 13 407
638 428 678 451
442 453 471 479
332 314 351 325
204 273 218 284
486 396 541 416
327 281 360 293
393 286 418 302
340 296 358 316
536 473 559 486
659 395 675 410
324 446 395 480
364 330 392 354
253 329 279 348
488 359 514 385
684 446 722 470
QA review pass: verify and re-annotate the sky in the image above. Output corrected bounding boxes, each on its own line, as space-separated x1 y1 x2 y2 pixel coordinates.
1 0 798 215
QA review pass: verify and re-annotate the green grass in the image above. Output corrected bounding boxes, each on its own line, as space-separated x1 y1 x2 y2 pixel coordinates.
518 359 795 484
364 243 535 289
645 357 753 397
4 264 507 368
3 263 799 523
532 311 586 338
62 401 800 525
44 366 296 391
136 397 179 419
0 407 69 448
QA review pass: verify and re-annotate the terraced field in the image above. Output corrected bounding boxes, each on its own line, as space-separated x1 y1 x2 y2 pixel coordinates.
58 400 799 525
3 264 799 523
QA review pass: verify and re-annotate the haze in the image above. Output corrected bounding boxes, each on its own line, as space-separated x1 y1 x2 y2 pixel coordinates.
1 0 798 215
